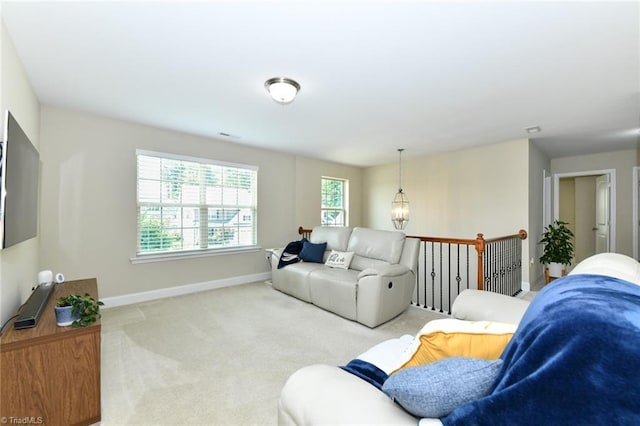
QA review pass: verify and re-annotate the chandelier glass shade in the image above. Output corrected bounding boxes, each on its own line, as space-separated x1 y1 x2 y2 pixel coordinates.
391 148 409 230
265 77 300 104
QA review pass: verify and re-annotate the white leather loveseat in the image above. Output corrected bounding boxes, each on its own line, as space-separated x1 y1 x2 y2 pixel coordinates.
270 226 420 328
277 289 529 426
277 253 640 425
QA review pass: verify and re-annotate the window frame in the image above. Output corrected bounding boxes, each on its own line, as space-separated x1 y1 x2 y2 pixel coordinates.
321 176 349 227
132 149 259 263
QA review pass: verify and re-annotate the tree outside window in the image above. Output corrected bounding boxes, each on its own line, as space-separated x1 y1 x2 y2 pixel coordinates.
136 150 258 255
321 177 348 226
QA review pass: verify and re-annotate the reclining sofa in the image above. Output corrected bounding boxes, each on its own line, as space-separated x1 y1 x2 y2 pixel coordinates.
270 226 420 328
278 252 640 425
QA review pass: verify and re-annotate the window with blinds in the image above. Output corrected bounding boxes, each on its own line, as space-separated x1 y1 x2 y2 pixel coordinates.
321 177 348 226
136 150 258 256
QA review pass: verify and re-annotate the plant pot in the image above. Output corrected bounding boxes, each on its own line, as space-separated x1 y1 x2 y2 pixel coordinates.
54 305 80 326
547 262 565 278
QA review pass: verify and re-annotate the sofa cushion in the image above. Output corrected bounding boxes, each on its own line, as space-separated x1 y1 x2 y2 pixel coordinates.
308 268 359 320
325 250 355 269
392 319 516 372
309 226 352 251
383 357 503 418
271 261 327 302
350 256 392 273
299 240 327 263
347 227 405 264
568 252 640 285
354 335 415 375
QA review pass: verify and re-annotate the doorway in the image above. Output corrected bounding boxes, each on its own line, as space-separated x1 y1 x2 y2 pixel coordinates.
633 166 639 260
553 169 616 269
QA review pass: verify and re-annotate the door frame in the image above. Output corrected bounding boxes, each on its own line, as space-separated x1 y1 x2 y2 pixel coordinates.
633 166 639 260
553 169 616 253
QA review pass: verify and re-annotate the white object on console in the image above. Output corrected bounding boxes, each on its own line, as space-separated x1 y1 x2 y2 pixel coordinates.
37 270 53 286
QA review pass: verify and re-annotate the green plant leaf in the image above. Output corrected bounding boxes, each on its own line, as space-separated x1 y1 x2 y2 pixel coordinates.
538 220 575 265
55 293 103 327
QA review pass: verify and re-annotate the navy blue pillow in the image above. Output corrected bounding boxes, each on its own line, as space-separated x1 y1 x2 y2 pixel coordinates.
299 241 327 263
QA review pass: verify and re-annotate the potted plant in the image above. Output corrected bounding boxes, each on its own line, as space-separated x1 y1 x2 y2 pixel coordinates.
54 293 104 327
539 220 575 277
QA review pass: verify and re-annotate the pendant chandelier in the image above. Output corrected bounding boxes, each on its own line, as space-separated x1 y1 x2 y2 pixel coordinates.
391 148 409 230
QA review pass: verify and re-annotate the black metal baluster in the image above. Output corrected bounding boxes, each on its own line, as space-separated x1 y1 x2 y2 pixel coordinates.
430 242 435 311
439 243 443 313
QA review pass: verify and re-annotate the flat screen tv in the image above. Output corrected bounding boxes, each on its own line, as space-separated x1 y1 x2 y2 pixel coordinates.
0 111 40 249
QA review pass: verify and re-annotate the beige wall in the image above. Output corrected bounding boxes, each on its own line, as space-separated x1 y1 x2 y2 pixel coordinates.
0 23 41 324
558 178 575 231
574 176 596 264
551 149 637 257
38 107 362 299
527 142 551 287
363 138 531 282
558 175 603 267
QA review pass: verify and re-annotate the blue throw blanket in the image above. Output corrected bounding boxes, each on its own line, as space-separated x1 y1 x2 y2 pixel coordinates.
442 274 640 425
340 359 389 390
277 239 306 269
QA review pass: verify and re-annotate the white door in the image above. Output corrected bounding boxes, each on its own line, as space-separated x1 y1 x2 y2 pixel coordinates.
637 175 640 259
635 167 640 260
595 174 610 253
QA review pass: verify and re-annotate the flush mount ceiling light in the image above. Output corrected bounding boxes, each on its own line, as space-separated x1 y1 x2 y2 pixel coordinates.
265 77 300 105
526 125 541 134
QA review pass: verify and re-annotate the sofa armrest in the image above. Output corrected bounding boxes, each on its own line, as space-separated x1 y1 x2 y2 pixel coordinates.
451 289 530 325
268 248 284 268
268 248 284 258
357 264 411 279
278 364 421 425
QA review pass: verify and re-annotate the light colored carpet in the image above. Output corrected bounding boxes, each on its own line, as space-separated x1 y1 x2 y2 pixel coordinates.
100 282 447 425
517 290 538 302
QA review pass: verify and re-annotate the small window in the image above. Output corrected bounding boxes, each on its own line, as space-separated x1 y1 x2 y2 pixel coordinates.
136 150 258 256
321 177 348 226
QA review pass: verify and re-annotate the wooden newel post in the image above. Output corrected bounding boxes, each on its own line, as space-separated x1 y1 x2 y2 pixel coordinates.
475 233 486 290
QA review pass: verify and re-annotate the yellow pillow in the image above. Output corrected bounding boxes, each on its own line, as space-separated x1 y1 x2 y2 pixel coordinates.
391 319 516 373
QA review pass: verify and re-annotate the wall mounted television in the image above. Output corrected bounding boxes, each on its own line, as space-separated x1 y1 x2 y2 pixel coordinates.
0 110 40 249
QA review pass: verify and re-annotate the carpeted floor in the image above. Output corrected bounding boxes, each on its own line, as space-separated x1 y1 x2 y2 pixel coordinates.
100 282 447 425
518 290 538 302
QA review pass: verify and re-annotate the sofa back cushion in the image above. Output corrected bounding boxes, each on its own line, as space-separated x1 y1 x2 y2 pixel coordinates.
309 226 352 252
347 227 405 265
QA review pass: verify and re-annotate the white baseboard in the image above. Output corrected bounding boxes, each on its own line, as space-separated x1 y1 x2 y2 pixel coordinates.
101 272 272 308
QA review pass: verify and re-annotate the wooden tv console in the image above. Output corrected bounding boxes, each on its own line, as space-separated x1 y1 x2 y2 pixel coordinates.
0 278 101 426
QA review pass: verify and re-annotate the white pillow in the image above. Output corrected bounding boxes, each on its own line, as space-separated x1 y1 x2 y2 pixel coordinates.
355 335 414 375
325 250 354 269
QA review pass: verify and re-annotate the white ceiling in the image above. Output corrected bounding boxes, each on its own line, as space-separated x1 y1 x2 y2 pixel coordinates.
2 1 639 167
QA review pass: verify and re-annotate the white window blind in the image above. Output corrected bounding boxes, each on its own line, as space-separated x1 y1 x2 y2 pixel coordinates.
136 150 258 256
